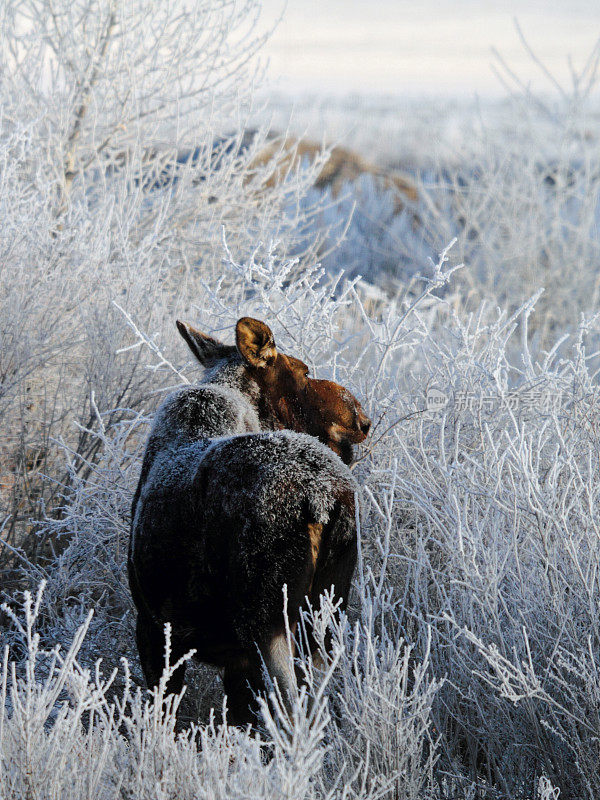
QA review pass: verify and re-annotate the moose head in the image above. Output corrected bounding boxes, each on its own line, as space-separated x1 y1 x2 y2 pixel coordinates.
176 316 370 464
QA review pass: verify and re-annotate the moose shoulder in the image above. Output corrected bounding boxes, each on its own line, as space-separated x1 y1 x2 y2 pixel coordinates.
128 317 370 726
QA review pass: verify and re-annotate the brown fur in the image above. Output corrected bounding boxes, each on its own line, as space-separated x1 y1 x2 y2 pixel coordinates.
247 136 418 212
181 317 372 460
307 522 323 570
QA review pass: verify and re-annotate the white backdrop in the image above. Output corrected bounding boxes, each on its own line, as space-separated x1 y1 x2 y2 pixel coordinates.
260 0 600 96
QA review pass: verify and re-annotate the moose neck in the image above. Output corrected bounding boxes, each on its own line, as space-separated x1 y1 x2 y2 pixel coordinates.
197 358 281 436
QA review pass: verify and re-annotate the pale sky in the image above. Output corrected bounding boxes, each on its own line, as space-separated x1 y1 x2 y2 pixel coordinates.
259 0 600 96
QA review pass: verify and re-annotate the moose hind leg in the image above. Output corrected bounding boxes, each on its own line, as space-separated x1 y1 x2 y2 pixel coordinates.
135 611 187 697
223 657 263 728
223 635 296 728
262 632 297 717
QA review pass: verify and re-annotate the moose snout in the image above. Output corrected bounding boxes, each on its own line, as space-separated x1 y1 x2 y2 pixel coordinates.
356 409 371 438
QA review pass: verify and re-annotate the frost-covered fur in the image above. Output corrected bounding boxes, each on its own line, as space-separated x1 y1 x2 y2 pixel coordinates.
129 320 363 726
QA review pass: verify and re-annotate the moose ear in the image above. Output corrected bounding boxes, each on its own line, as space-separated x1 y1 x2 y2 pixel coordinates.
176 320 234 367
235 317 277 368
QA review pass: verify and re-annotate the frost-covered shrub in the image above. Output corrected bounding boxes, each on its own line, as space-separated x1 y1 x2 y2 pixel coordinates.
273 41 600 347
11 234 600 797
294 177 431 289
0 242 454 795
0 583 441 799
0 0 328 576
419 120 600 346
371 299 600 798
411 46 600 348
